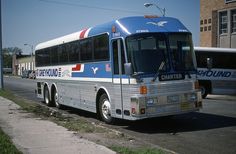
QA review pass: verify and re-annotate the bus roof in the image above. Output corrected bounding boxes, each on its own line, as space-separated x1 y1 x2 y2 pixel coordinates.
35 16 190 51
194 47 236 53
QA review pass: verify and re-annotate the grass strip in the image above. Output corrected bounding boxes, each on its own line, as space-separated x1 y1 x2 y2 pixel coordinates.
110 146 164 154
0 127 22 154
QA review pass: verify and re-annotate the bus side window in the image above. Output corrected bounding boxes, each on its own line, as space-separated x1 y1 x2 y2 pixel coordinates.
112 40 125 75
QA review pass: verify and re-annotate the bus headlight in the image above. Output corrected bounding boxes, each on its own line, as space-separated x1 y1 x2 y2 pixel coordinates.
147 98 154 105
188 93 197 102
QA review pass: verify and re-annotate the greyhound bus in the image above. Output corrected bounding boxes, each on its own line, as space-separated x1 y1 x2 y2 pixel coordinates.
195 47 236 98
35 16 202 123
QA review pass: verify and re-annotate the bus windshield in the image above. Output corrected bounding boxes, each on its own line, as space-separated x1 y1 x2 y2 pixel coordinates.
169 33 196 72
126 33 196 76
126 33 169 75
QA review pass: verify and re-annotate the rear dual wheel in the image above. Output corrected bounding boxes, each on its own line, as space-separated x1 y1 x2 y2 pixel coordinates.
53 89 62 109
44 86 53 106
44 86 62 108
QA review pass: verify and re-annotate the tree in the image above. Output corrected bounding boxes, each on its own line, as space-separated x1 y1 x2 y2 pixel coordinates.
2 47 22 68
3 47 22 55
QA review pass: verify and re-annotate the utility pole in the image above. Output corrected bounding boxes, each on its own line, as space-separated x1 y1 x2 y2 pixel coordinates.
0 0 3 90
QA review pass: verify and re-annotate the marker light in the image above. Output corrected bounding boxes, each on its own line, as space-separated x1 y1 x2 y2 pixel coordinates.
194 81 200 89
140 86 147 94
112 25 116 33
144 15 159 18
131 108 136 114
140 108 145 114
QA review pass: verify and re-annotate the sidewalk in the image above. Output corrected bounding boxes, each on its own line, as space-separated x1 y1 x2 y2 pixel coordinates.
0 96 116 154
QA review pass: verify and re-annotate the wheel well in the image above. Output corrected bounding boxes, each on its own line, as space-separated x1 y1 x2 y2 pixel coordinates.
96 89 107 114
199 80 212 93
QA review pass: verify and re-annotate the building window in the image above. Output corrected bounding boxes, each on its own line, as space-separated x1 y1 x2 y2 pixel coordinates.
232 10 236 33
204 19 207 24
219 11 228 34
200 20 203 25
225 0 236 4
208 26 212 31
204 26 207 31
208 18 212 24
200 27 203 32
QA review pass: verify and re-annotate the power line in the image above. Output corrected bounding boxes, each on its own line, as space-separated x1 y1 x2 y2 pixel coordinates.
39 0 146 14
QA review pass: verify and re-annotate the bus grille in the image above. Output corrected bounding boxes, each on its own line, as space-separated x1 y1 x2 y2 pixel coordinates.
149 81 193 94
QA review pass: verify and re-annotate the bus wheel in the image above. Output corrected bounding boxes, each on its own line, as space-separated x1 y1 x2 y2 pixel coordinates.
99 94 114 124
200 85 208 99
44 86 53 106
53 89 62 109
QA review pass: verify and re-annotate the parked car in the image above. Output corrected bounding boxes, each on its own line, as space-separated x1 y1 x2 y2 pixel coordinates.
29 70 36 79
21 70 32 78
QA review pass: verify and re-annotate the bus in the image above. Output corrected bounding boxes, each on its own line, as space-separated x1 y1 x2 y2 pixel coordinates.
195 47 236 98
35 16 202 123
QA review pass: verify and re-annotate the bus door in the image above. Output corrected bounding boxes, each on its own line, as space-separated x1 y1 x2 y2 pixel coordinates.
112 39 126 119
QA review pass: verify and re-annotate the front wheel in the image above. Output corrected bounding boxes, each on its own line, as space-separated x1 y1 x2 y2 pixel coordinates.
99 94 114 124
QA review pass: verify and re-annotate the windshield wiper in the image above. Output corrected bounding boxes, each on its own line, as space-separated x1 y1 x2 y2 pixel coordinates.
152 61 165 82
132 72 145 83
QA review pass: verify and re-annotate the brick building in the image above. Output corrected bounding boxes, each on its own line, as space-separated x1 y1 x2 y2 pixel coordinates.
200 0 236 48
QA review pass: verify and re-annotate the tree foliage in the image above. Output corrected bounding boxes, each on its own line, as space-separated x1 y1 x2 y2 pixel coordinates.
2 47 22 68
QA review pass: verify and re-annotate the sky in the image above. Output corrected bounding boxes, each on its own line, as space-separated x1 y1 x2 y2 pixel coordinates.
2 0 200 54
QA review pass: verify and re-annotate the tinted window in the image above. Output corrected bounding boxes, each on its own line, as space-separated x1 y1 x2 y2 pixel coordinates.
68 41 80 62
35 49 50 67
126 33 168 74
35 33 110 67
196 51 236 69
80 38 92 62
50 46 58 65
58 44 68 63
94 34 109 61
112 40 125 75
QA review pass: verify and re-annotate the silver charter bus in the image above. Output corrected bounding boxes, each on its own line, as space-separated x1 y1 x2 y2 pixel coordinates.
35 16 202 123
195 47 236 98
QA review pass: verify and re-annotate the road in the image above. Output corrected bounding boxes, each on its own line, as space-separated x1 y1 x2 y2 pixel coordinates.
3 76 236 154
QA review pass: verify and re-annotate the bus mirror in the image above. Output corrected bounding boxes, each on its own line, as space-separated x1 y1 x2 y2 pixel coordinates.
207 57 212 69
124 63 133 75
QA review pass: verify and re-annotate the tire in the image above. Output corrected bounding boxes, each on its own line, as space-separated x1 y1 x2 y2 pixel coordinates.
44 86 53 106
99 94 114 124
53 89 62 109
200 85 208 99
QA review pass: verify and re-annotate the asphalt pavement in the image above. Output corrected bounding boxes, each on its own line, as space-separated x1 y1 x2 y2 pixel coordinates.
0 96 116 154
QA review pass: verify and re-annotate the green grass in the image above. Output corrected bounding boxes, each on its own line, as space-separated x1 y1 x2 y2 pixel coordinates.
110 146 165 154
0 127 22 154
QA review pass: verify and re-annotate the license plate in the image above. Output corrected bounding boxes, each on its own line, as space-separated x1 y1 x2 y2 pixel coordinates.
168 95 180 103
180 102 190 110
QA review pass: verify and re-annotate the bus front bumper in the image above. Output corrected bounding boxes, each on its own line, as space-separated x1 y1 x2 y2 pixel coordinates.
129 91 202 119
